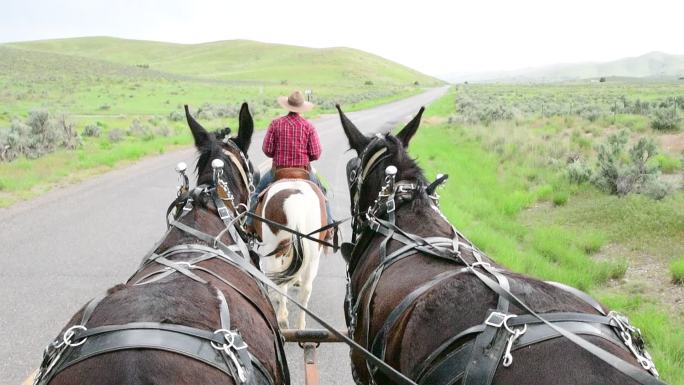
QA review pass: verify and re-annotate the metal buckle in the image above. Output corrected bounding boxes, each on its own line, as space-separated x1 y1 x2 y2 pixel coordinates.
217 206 231 219
386 199 395 213
485 312 507 328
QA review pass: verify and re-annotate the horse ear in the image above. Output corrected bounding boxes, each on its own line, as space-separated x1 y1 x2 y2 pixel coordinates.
235 102 254 153
396 106 425 147
185 105 210 148
337 104 370 154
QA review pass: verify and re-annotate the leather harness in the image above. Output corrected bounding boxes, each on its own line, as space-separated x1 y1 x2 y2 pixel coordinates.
342 139 664 385
33 143 288 385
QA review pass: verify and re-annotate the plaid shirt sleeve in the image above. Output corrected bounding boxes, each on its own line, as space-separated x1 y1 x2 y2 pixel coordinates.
306 122 322 161
262 121 276 158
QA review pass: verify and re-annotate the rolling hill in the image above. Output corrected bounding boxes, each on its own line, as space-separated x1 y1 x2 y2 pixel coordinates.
5 36 441 86
445 52 684 83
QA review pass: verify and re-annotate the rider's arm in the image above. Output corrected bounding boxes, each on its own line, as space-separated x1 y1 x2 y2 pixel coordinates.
262 122 276 158
307 123 322 161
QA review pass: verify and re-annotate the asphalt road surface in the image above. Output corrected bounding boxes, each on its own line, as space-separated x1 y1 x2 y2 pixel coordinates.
0 86 448 385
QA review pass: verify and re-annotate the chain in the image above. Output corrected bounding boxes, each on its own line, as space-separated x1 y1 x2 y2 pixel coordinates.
608 312 659 377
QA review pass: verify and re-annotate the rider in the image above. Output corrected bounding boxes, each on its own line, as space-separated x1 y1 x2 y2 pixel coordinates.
246 90 333 233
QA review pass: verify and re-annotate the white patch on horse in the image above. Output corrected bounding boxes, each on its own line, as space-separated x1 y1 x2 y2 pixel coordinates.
259 180 324 329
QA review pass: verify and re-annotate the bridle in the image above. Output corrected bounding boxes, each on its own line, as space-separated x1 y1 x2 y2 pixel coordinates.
168 136 257 236
343 137 663 385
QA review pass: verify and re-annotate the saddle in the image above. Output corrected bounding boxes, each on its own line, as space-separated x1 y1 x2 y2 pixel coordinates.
274 167 310 181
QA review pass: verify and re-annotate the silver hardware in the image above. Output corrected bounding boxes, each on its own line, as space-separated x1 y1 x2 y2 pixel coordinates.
212 159 225 169
502 323 527 367
608 312 659 376
175 162 187 173
211 329 249 383
217 206 231 219
175 162 190 196
386 199 396 213
62 325 88 347
385 165 397 176
484 312 507 328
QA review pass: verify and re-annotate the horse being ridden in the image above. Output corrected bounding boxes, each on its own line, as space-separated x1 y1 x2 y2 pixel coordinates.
337 105 663 385
32 103 289 385
246 90 332 329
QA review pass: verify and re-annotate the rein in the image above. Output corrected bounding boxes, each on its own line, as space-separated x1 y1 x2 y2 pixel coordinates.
343 149 664 385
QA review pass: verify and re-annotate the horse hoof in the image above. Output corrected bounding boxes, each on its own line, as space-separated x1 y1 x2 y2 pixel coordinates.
278 320 289 329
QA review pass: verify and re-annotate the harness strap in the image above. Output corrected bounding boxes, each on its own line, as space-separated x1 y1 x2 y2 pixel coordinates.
467 266 666 385
463 263 511 385
418 320 626 385
168 220 422 385
131 235 289 384
50 325 260 383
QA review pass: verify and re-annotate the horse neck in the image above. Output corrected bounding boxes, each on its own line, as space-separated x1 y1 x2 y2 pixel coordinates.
394 200 455 239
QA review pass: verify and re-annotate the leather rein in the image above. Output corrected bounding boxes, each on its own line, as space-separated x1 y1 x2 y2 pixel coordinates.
342 139 664 385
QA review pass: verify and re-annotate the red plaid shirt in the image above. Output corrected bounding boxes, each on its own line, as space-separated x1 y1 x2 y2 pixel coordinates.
262 112 322 167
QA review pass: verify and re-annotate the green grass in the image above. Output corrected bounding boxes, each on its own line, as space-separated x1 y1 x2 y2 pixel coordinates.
410 90 684 384
0 37 442 206
671 258 684 284
655 153 683 173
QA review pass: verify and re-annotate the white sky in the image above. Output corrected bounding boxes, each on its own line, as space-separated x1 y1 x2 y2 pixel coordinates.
1 0 682 76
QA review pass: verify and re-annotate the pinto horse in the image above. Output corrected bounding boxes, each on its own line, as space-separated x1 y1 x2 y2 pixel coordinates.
32 104 289 385
254 165 329 329
337 105 664 385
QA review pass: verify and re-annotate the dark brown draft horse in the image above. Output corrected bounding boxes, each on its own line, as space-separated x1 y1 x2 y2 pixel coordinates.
32 104 289 385
336 105 665 385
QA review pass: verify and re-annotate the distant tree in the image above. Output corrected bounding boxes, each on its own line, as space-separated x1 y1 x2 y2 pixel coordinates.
364 80 374 86
599 77 606 82
413 80 420 86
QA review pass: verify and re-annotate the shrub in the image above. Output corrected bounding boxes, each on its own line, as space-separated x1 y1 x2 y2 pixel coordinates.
671 258 684 284
108 128 124 143
99 104 111 111
168 110 184 121
650 107 680 130
567 160 592 184
82 124 102 137
0 110 79 161
128 120 155 141
156 125 171 137
364 80 374 86
639 178 673 200
592 131 665 198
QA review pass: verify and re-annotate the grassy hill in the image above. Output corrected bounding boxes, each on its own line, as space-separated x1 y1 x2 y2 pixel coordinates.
0 36 440 207
6 36 440 85
447 52 684 83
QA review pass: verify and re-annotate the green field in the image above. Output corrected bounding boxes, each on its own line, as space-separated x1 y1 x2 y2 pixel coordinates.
0 37 442 207
411 86 683 384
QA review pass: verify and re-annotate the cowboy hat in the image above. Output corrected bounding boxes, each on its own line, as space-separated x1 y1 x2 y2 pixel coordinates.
277 90 314 113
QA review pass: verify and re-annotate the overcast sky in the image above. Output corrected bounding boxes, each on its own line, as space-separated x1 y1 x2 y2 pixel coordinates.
2 0 682 76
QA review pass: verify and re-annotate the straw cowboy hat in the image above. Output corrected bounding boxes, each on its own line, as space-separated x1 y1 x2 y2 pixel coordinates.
277 90 314 113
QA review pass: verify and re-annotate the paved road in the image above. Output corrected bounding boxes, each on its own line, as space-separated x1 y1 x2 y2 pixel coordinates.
0 86 448 385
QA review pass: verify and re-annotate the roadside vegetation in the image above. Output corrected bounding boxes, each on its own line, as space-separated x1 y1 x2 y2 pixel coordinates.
412 85 683 384
0 40 440 207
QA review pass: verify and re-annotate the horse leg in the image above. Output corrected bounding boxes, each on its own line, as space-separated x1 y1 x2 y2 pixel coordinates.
296 244 321 330
277 283 290 329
